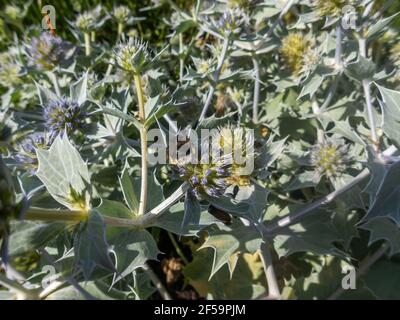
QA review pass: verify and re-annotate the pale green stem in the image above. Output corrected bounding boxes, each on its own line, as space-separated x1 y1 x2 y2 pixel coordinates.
133 74 148 216
117 23 124 39
22 183 191 228
84 32 91 56
259 241 280 300
91 31 96 42
179 33 184 81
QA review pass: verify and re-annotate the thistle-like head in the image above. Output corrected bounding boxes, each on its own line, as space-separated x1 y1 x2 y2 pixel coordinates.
280 33 316 76
113 5 131 24
43 96 87 141
310 138 351 178
14 133 49 174
113 38 151 74
28 32 65 70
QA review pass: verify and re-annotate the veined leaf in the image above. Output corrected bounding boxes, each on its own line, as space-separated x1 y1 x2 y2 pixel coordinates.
36 134 90 210
111 229 160 285
363 160 400 224
376 85 400 148
199 224 263 279
74 212 115 279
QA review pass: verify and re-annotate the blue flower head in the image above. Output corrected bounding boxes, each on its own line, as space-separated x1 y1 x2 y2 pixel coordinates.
43 96 86 141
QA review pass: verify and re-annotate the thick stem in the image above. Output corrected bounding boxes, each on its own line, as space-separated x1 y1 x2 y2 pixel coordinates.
196 35 230 128
252 55 260 123
22 183 191 228
259 242 280 300
133 74 148 216
24 208 88 222
117 23 124 40
84 32 91 56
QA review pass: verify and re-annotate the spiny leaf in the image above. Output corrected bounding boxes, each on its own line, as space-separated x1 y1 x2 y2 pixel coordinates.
360 217 400 256
111 229 160 285
74 212 115 279
362 160 400 225
199 224 263 279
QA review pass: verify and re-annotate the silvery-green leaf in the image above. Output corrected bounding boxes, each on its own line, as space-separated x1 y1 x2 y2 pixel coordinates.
182 190 201 233
70 72 88 105
111 229 160 285
360 217 400 256
273 212 343 257
376 85 400 148
74 211 115 279
151 202 222 236
119 163 139 214
365 13 399 39
199 224 263 279
96 199 133 219
36 134 90 210
35 81 58 106
8 221 66 256
345 56 376 82
362 160 400 224
286 171 320 191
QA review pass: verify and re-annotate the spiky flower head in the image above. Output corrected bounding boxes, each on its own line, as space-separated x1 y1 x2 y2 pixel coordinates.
216 8 247 35
14 133 49 174
177 163 231 198
4 5 21 20
211 125 254 186
280 33 316 76
0 51 21 87
312 0 358 19
75 12 96 32
310 138 351 178
113 5 131 24
28 32 65 70
193 57 215 76
174 125 255 196
43 96 87 141
113 38 151 74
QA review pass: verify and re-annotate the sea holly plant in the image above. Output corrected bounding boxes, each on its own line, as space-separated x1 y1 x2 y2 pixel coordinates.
1 0 400 301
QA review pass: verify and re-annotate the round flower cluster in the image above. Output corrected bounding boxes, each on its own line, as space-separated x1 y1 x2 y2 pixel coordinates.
216 8 247 35
75 12 96 32
43 96 87 141
313 0 359 19
177 164 231 197
113 6 131 24
175 126 254 197
14 133 48 174
280 33 316 76
29 32 65 70
4 5 21 20
0 51 21 87
310 139 351 178
113 39 151 74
